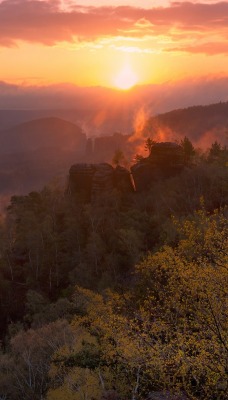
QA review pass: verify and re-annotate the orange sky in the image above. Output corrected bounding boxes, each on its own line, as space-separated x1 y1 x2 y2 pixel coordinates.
1 0 228 88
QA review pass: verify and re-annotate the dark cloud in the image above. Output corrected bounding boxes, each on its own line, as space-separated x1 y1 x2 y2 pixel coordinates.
0 0 227 53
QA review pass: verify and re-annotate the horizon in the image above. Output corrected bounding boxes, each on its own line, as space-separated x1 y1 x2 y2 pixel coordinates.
1 0 228 90
1 0 228 149
1 76 228 120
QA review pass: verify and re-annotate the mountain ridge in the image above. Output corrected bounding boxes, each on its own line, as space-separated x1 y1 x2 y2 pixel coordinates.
145 101 228 145
0 116 86 154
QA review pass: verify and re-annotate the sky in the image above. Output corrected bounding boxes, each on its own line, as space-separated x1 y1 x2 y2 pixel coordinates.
1 0 228 89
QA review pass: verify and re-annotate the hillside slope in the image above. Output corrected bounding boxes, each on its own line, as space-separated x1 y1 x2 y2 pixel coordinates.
0 117 86 154
145 102 228 144
0 117 87 196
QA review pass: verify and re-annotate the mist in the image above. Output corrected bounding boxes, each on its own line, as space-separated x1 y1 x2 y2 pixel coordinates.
1 75 228 135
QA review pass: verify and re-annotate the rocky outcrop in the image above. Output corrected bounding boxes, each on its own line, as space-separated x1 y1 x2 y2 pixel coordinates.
68 163 96 200
68 163 133 201
68 142 185 200
114 165 134 192
131 142 184 192
91 163 114 200
92 133 131 162
149 142 184 166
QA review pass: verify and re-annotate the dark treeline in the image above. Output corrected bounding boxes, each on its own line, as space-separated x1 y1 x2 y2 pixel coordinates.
0 140 227 400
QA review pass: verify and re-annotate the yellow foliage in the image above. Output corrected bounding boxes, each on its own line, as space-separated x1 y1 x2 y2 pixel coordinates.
47 368 101 400
47 208 228 399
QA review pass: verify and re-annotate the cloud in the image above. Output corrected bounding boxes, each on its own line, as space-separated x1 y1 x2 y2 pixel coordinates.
1 76 228 151
1 75 228 112
0 0 228 54
167 41 228 55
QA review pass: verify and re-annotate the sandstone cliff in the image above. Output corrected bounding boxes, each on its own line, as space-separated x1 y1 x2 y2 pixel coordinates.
131 142 184 192
68 142 184 201
68 163 133 201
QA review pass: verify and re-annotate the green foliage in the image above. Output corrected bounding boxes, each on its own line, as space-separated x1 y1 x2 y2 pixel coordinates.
133 207 228 399
209 140 222 157
46 208 227 400
0 142 228 399
207 141 228 165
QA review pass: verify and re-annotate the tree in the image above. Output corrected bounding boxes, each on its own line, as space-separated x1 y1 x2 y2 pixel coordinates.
207 141 228 165
133 154 144 163
46 287 147 400
180 136 195 164
134 206 228 399
208 141 222 160
112 149 125 167
46 208 228 400
0 320 74 400
144 137 156 155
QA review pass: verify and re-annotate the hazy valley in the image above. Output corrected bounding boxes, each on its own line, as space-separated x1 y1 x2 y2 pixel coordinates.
0 88 228 400
1 0 228 398
0 101 227 210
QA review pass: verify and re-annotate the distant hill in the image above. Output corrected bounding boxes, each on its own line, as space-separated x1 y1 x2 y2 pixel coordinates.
0 109 99 131
0 105 137 137
1 102 228 204
144 102 228 145
1 77 228 135
0 117 86 154
0 117 87 198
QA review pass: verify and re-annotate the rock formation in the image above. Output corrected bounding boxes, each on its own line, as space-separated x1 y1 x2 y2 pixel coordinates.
91 163 114 200
68 163 133 201
68 142 184 200
114 165 134 192
131 142 184 192
85 133 131 163
68 164 96 201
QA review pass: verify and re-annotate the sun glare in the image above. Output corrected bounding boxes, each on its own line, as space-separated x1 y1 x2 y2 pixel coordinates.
114 65 138 90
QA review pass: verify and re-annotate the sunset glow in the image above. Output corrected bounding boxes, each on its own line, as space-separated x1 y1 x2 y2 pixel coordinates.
0 0 228 89
114 65 138 90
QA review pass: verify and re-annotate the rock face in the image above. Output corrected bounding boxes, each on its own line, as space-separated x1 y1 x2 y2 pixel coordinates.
88 133 131 162
91 163 114 200
149 142 184 166
68 142 184 200
68 163 133 201
114 165 134 192
68 164 96 200
131 142 184 192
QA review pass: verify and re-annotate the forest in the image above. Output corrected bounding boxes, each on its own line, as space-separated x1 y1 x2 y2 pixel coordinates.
0 138 227 400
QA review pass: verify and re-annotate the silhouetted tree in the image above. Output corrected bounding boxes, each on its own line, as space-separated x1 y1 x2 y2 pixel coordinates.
112 149 125 166
180 136 195 164
144 138 155 155
133 154 144 163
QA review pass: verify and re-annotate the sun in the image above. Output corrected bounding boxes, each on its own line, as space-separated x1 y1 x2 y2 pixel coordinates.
114 65 138 90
